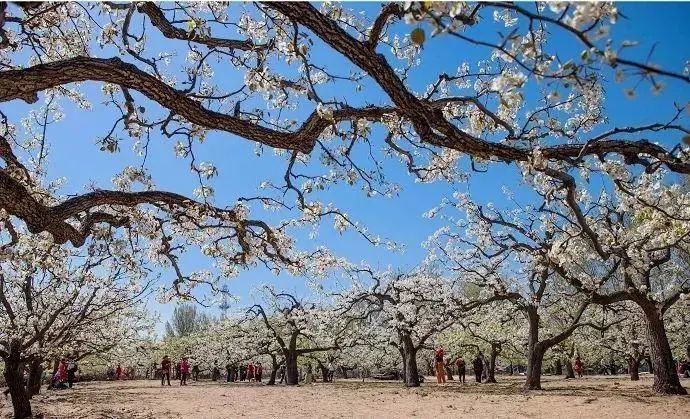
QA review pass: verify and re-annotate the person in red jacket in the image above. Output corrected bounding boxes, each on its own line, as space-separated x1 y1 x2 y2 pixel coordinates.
115 363 122 380
246 362 255 382
179 357 190 386
434 347 446 384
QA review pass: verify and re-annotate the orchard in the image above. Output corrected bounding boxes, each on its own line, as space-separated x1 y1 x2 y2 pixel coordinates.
0 1 689 418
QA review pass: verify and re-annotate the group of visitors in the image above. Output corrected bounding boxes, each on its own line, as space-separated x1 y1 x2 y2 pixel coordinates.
223 361 263 382
50 358 79 390
156 356 265 386
432 346 485 385
106 363 135 380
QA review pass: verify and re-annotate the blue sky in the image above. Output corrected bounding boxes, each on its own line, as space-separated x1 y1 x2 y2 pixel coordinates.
3 2 689 334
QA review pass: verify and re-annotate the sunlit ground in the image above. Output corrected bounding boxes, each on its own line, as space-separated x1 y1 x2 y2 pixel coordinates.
4 374 689 418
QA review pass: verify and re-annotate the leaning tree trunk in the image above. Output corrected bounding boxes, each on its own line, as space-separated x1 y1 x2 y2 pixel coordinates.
524 309 544 390
27 359 43 397
565 358 575 379
486 346 498 383
643 308 686 394
284 351 299 386
554 358 562 376
627 357 640 381
401 336 420 387
4 350 32 419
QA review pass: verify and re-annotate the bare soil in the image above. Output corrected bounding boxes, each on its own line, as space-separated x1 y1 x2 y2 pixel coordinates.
3 374 690 418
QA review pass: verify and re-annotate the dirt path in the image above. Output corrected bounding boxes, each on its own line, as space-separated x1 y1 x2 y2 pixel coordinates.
3 375 690 418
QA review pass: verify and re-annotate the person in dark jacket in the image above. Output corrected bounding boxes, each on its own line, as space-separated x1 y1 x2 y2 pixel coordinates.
473 353 484 383
160 356 171 386
455 356 466 384
67 359 78 388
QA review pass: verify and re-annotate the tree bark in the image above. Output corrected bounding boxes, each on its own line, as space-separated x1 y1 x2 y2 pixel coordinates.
486 345 498 383
402 336 420 387
27 359 43 397
524 308 544 390
284 351 299 386
267 356 280 386
643 309 686 394
3 354 32 419
565 358 575 379
627 357 640 381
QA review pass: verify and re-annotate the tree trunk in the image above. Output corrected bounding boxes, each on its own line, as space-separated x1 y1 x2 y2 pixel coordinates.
285 351 299 386
267 356 279 386
402 336 420 387
524 308 544 390
27 359 43 397
554 358 562 375
47 358 59 389
643 309 686 394
627 357 640 381
486 346 498 383
4 354 32 419
565 358 575 379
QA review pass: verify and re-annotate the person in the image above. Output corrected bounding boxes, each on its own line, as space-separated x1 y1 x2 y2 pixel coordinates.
212 362 221 381
434 346 446 384
192 364 200 381
67 358 78 388
161 355 171 386
116 363 122 380
246 361 255 382
57 359 68 383
473 353 484 383
225 363 233 382
327 361 335 382
304 363 314 384
255 362 263 382
174 362 181 380
278 364 286 384
455 356 466 384
180 357 190 386
239 364 247 381
574 356 584 378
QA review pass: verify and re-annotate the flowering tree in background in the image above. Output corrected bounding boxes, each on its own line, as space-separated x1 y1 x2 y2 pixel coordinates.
424 191 625 390
0 228 151 418
245 285 353 385
439 300 524 383
336 270 472 387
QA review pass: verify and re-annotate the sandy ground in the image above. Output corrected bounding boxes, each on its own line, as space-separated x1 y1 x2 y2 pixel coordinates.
3 375 690 418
